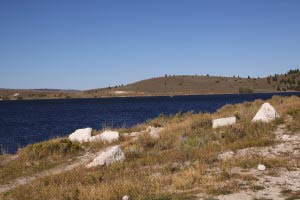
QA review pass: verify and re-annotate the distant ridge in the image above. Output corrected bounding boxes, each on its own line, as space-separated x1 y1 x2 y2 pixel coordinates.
0 88 80 92
85 69 300 97
1 69 299 100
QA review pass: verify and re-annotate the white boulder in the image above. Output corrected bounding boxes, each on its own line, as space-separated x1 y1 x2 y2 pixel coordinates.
89 130 119 143
257 164 266 171
86 145 125 168
252 102 280 123
212 117 236 128
68 128 92 143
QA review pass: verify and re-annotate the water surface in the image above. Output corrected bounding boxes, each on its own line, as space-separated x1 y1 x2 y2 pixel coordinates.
1 92 299 153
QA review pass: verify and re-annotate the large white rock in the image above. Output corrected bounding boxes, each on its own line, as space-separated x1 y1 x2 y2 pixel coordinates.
89 130 119 143
68 128 92 143
86 145 125 168
212 117 236 128
252 102 280 123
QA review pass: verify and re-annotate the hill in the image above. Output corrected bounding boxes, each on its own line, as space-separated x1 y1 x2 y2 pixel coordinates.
84 69 300 97
1 69 300 100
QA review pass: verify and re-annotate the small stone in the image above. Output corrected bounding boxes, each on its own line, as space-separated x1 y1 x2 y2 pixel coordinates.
257 164 266 171
122 195 129 200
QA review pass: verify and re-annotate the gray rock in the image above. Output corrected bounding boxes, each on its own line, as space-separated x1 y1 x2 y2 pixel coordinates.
86 145 125 168
212 117 236 128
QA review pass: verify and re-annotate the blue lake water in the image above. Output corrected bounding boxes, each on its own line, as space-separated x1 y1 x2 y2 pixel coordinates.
1 92 300 154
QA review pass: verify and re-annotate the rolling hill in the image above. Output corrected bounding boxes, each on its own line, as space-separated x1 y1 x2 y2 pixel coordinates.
1 69 300 100
84 69 300 97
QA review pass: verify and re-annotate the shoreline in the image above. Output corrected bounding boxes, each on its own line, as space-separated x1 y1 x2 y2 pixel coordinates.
1 95 300 199
1 92 300 155
1 90 300 101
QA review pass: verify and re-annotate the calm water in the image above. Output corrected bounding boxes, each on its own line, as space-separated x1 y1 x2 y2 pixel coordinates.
1 92 300 154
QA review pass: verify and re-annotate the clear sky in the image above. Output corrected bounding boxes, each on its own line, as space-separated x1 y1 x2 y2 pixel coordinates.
0 0 300 90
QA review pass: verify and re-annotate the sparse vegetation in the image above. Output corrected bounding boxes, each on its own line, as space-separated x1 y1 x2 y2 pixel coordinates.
238 87 253 94
0 95 300 199
19 138 82 161
0 138 83 185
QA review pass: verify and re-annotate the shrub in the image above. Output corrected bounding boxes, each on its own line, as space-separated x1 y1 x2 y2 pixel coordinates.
238 87 253 94
137 133 157 149
19 138 82 160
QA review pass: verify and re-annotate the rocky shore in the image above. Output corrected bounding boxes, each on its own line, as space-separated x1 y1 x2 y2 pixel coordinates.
0 95 299 200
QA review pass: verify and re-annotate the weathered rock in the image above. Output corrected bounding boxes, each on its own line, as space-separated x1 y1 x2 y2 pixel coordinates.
252 102 280 123
257 164 266 171
86 145 125 168
212 117 236 128
147 126 163 138
68 128 92 143
89 130 119 143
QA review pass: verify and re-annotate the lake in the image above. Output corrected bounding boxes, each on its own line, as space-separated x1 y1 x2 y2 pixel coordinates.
1 92 300 154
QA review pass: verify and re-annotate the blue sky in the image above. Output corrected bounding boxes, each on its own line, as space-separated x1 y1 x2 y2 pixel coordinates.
0 0 300 90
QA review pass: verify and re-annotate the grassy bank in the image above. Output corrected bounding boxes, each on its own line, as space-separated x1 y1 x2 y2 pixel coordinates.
0 95 300 200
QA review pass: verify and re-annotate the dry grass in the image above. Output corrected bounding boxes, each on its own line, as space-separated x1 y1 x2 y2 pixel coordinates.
1 95 300 199
0 138 83 185
223 155 289 170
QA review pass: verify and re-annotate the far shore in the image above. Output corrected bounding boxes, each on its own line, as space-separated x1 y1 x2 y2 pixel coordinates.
1 90 300 101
